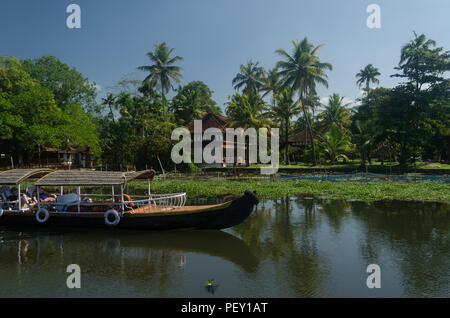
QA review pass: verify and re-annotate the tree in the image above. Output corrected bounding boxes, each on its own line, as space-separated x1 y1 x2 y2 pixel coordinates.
0 56 100 165
269 89 301 164
171 81 222 123
317 93 352 132
232 61 265 96
317 123 352 165
392 32 450 90
261 68 283 104
101 93 117 122
226 93 270 130
356 64 381 91
137 42 184 116
22 56 98 112
276 38 333 165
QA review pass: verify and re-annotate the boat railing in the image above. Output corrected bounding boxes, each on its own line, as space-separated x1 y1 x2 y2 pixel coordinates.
126 192 187 212
2 192 187 214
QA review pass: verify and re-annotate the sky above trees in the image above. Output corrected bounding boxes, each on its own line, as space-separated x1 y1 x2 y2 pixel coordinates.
1 0 449 110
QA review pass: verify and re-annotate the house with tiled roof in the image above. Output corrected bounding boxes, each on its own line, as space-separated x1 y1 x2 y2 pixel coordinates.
186 113 247 166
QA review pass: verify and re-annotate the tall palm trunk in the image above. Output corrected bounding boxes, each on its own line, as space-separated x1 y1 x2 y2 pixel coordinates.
161 87 166 116
300 92 317 165
285 116 289 165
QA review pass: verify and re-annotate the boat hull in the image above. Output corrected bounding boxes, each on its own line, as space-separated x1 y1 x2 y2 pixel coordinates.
0 190 259 231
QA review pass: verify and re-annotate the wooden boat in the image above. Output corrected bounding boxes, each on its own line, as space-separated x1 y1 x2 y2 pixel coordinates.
0 169 258 230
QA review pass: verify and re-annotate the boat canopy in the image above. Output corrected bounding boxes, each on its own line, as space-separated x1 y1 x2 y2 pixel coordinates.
35 169 156 186
0 169 54 185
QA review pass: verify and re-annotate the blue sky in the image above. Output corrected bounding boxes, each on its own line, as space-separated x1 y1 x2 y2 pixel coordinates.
1 0 449 110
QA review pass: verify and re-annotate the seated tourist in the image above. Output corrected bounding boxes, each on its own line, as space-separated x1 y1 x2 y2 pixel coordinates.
7 188 37 210
36 187 57 202
6 187 19 202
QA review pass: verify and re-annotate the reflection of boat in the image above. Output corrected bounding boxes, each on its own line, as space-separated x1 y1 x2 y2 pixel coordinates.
0 169 258 230
0 228 259 272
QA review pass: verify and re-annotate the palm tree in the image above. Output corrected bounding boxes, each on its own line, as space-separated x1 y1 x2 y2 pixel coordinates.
226 93 270 166
356 64 381 91
318 123 351 165
226 93 269 129
261 68 283 104
232 61 265 96
353 120 377 168
393 31 438 90
171 88 205 124
276 38 333 165
269 89 301 164
137 42 183 116
101 93 117 122
317 93 352 132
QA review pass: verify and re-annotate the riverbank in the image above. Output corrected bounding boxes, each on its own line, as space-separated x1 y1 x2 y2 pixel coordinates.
201 162 450 175
128 180 450 203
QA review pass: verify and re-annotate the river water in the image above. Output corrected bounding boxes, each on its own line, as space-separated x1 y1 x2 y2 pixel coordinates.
0 197 449 297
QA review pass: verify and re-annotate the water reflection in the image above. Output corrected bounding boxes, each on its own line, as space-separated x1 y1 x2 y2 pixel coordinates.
0 198 448 297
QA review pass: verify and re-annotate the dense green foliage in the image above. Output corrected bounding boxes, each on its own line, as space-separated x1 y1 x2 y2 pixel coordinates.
0 56 100 165
1 32 449 170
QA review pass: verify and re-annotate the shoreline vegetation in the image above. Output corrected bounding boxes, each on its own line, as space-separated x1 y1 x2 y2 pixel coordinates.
128 179 450 203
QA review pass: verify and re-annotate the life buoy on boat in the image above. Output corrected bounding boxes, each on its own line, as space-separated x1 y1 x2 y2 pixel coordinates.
104 209 120 227
36 208 50 223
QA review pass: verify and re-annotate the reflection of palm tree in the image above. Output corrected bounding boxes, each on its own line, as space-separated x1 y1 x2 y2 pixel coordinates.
319 199 350 233
352 201 450 297
233 197 329 296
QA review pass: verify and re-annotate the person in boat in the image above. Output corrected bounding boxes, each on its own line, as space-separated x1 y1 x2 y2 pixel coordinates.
7 187 38 210
36 187 57 202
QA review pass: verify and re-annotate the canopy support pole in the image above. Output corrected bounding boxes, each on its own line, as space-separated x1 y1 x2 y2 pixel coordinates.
77 186 81 213
120 185 125 216
37 186 41 211
112 186 115 202
18 184 21 212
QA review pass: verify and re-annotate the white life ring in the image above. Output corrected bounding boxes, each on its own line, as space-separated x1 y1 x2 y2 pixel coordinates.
104 209 120 226
36 209 50 223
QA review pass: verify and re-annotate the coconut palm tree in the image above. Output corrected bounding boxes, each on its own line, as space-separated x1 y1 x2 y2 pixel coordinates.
269 89 301 164
137 42 183 116
232 61 265 96
171 88 205 124
226 93 269 130
276 38 333 165
261 68 283 104
318 123 351 165
356 64 381 91
101 93 117 122
317 93 352 132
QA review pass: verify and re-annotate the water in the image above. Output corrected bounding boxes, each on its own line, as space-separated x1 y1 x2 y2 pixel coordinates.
0 198 449 298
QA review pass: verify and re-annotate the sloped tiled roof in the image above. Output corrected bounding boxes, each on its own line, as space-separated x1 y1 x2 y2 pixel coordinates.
187 113 230 133
288 129 320 145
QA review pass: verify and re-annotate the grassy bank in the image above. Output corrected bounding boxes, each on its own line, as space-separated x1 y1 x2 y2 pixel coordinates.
128 180 450 203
